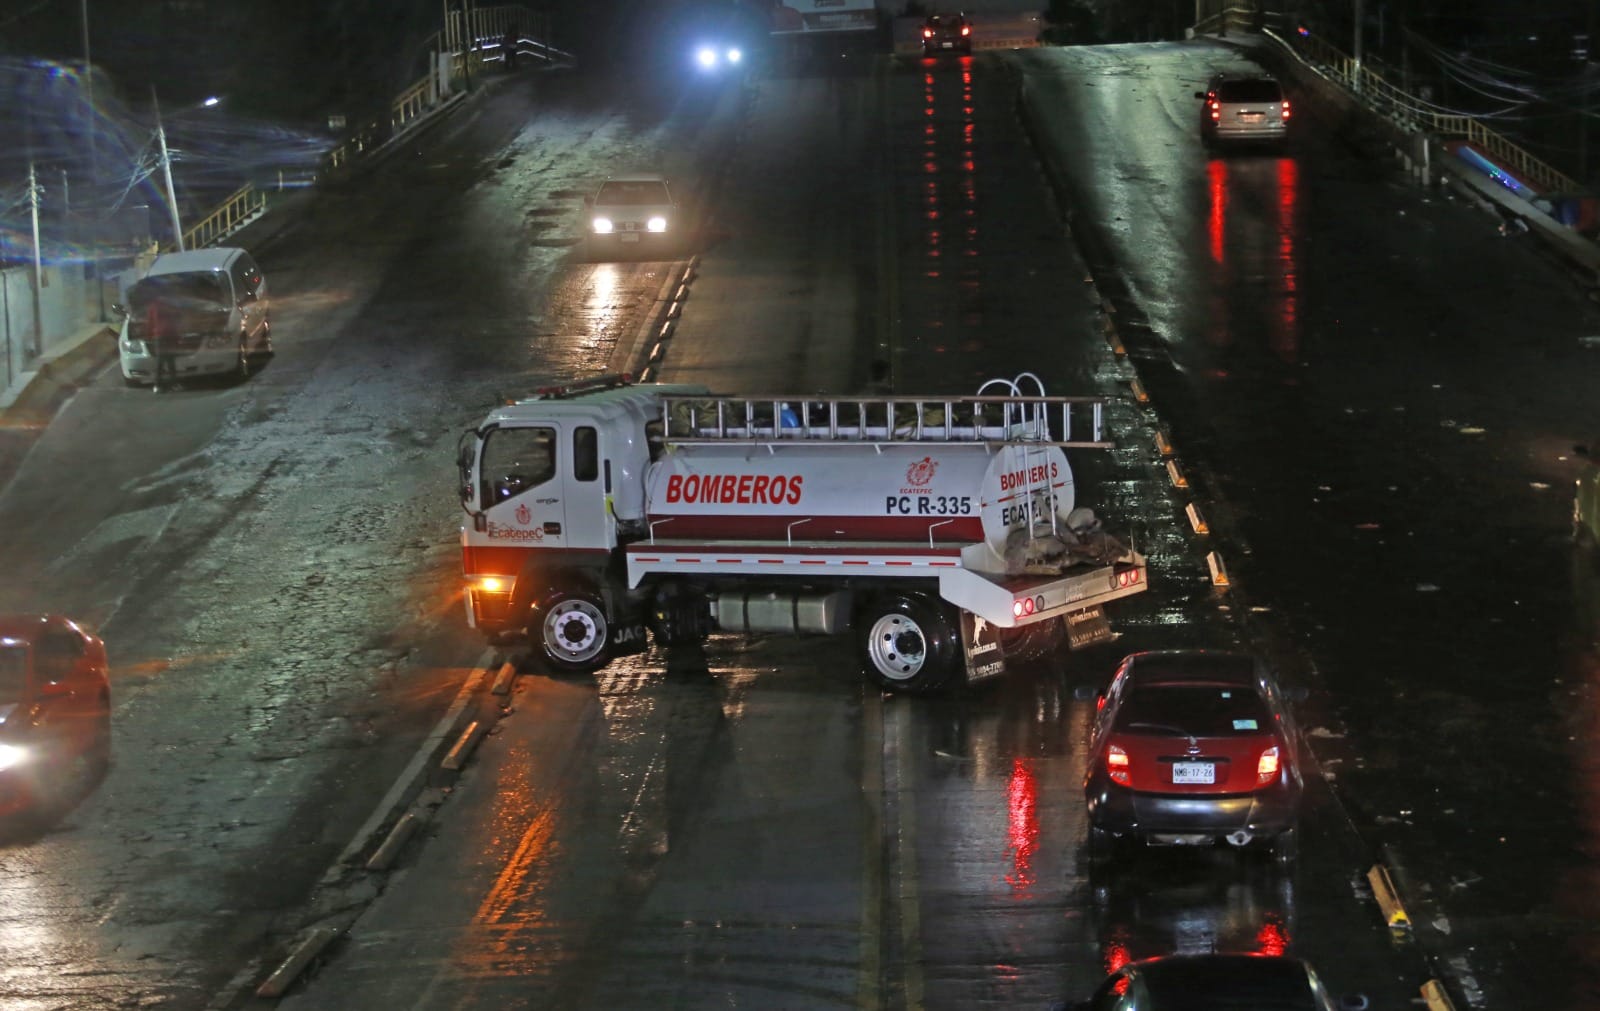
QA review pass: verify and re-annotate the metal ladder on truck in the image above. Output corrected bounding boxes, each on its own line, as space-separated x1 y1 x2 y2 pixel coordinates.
658 373 1112 448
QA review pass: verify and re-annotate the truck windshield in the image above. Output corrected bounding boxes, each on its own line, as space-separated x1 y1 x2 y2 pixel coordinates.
0 645 27 704
482 426 558 503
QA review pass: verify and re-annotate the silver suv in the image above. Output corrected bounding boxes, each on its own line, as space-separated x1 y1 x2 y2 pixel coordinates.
1194 74 1290 148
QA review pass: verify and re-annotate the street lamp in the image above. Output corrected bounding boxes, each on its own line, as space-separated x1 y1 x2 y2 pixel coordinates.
150 90 221 253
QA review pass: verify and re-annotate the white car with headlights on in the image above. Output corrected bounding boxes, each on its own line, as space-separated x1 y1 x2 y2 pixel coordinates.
585 173 681 259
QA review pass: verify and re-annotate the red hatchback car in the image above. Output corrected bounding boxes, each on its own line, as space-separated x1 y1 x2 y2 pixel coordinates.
0 615 113 816
1084 650 1303 862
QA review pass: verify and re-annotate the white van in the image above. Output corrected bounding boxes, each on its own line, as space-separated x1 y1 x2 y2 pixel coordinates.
114 247 271 387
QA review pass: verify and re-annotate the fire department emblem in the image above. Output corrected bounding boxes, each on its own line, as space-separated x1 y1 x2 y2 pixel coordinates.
906 456 938 487
515 503 532 526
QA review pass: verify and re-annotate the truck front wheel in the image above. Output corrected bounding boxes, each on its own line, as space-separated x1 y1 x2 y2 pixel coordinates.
857 594 958 695
536 590 612 672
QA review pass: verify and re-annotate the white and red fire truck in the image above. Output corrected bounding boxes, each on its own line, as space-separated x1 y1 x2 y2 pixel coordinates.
457 373 1149 694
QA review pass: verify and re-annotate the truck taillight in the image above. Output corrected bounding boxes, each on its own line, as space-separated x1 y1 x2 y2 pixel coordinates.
1012 595 1042 618
1114 568 1141 588
1107 745 1130 785
1281 100 1291 120
476 576 507 593
1256 746 1280 786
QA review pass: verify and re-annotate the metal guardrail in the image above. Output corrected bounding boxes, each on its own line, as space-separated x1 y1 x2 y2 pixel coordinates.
1263 27 1579 195
1195 3 1580 196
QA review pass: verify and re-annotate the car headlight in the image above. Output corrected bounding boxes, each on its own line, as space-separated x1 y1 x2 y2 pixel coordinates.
727 48 742 64
696 46 718 70
120 334 145 354
592 216 614 234
205 334 233 349
647 216 668 233
0 743 30 773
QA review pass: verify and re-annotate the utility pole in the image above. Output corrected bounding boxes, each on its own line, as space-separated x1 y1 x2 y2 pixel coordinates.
81 0 104 320
152 87 185 252
26 162 45 359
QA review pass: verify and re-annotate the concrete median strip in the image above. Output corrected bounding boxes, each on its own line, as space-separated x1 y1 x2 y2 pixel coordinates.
255 925 340 999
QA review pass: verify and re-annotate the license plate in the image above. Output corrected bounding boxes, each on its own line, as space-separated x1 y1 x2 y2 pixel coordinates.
620 233 640 243
1172 762 1215 784
1241 112 1264 123
941 41 953 48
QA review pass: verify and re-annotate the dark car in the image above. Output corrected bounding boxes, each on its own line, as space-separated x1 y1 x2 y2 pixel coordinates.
922 12 972 55
1194 73 1291 149
0 615 113 816
1083 650 1304 862
1068 953 1368 1011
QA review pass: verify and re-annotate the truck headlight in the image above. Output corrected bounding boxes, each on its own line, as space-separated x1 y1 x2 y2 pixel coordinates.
0 743 30 772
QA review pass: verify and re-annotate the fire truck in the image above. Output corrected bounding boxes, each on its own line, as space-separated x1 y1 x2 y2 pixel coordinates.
457 373 1149 694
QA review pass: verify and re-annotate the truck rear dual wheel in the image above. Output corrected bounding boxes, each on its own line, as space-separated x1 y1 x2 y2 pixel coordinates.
857 594 959 695
536 589 612 673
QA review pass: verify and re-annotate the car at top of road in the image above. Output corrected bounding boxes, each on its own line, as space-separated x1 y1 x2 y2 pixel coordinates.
113 245 272 389
922 12 973 55
1194 73 1291 149
1575 437 1600 550
1083 649 1304 863
0 614 112 817
584 173 681 258
1066 953 1369 1011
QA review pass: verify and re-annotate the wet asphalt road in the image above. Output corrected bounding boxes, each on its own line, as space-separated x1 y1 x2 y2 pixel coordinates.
2 33 1599 1011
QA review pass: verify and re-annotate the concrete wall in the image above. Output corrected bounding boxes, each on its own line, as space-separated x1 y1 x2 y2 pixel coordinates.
0 262 95 393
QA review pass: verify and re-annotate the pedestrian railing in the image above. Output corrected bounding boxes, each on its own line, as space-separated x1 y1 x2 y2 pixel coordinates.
1267 27 1579 195
179 184 267 252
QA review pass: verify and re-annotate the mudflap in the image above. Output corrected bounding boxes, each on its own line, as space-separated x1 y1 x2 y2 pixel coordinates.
1065 605 1112 650
610 620 650 656
960 611 1007 685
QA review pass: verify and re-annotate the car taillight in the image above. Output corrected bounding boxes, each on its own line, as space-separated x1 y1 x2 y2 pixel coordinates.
923 28 933 39
1108 745 1130 785
1256 746 1280 786
961 25 970 36
1209 100 1220 122
1281 100 1291 120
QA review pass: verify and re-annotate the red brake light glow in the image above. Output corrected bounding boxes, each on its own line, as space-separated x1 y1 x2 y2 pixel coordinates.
1108 744 1130 785
1256 745 1280 786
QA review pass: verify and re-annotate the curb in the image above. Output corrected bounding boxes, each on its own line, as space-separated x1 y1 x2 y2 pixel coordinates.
0 324 118 425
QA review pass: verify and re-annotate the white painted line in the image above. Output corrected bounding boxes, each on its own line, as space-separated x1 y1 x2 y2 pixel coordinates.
332 649 494 868
440 720 483 771
1368 863 1411 930
490 661 517 695
1185 501 1209 535
255 925 340 998
1165 459 1188 489
1154 429 1174 457
1421 979 1457 1011
1130 377 1149 403
1205 550 1230 588
366 812 420 871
